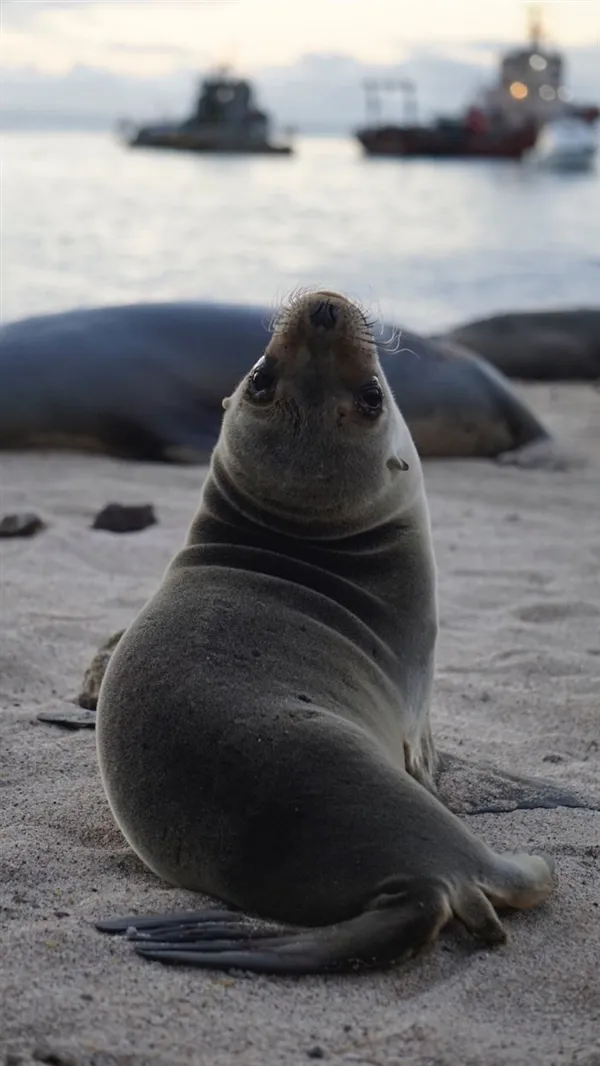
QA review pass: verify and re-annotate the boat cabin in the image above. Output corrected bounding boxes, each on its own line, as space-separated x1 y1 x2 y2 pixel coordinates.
184 73 270 143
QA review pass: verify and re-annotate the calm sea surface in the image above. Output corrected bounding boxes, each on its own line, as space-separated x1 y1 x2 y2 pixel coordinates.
2 131 599 331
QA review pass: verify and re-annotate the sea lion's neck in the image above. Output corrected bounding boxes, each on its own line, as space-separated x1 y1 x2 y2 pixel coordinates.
176 456 437 687
199 450 406 547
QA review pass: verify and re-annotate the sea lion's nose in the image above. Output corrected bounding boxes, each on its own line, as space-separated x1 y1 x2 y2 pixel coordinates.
309 300 338 330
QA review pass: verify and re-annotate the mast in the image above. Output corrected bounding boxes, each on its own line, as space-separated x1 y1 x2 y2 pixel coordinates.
527 3 544 49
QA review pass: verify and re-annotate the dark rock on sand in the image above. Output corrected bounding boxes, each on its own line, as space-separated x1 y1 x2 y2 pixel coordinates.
91 503 157 533
0 512 46 538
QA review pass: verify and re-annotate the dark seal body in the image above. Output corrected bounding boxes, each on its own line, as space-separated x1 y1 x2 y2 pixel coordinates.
0 300 557 464
96 290 553 975
441 308 600 381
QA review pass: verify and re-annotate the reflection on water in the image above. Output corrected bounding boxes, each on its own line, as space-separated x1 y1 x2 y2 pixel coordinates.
2 131 599 330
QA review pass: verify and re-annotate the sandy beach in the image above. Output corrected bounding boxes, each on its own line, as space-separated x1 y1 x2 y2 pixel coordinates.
1 381 599 1066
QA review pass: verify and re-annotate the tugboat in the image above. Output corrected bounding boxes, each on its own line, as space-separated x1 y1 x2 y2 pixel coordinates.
355 6 598 160
121 67 293 156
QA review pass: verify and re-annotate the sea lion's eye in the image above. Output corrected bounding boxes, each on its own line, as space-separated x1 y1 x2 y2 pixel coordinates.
356 379 383 418
248 359 276 402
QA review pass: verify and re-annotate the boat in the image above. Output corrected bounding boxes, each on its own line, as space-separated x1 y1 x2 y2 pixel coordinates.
355 6 599 161
120 68 293 156
528 116 597 171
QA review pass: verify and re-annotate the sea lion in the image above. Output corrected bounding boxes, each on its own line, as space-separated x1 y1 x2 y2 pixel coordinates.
95 289 555 975
440 308 600 381
0 300 565 467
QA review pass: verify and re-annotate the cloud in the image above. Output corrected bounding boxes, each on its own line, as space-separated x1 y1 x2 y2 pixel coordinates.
256 44 600 129
1 44 597 133
0 0 97 29
4 0 598 82
110 43 200 58
0 62 197 125
1 1 217 75
1 0 65 18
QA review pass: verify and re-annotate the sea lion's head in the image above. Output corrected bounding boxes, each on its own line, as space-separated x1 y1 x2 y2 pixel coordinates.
218 289 420 534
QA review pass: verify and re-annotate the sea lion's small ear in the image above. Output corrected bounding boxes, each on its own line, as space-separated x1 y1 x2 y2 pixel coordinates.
387 455 409 472
222 395 232 411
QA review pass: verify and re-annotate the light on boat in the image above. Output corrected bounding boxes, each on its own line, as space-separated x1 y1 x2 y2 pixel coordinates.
540 85 556 101
529 54 548 71
510 81 529 100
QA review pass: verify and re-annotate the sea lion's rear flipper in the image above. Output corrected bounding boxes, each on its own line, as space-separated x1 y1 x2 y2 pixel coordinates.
96 908 242 933
436 750 600 815
98 851 557 975
96 878 468 975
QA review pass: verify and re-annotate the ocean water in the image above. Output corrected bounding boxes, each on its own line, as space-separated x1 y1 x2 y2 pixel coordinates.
2 130 599 332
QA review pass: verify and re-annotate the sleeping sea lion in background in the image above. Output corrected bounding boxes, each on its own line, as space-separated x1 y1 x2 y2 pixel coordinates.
0 299 568 467
439 308 600 382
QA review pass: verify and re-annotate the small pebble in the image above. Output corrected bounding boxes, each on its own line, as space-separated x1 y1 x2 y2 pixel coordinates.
307 1048 325 1060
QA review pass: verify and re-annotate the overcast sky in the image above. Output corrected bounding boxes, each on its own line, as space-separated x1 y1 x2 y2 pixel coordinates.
2 0 599 76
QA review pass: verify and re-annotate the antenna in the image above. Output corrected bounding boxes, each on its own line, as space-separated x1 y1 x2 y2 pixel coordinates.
217 38 238 77
527 3 544 48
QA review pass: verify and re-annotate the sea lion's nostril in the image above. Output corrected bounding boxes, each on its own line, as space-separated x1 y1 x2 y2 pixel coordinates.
309 300 338 330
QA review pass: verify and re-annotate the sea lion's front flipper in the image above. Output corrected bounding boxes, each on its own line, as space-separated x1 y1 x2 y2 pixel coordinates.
37 629 125 729
36 707 97 730
435 750 600 815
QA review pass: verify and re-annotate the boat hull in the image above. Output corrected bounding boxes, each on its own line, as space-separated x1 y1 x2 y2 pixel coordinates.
355 125 537 160
128 130 293 155
530 118 598 171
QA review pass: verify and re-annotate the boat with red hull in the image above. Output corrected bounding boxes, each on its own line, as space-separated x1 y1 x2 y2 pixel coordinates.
357 120 539 160
355 8 598 161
